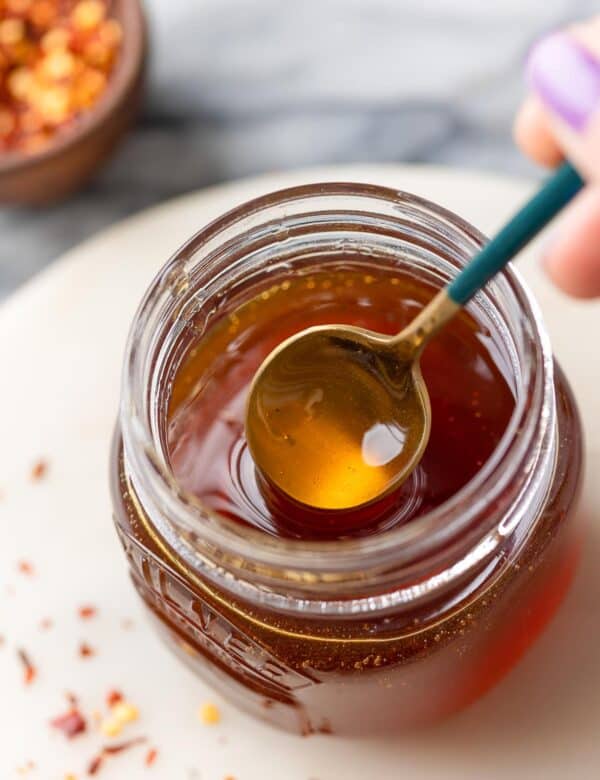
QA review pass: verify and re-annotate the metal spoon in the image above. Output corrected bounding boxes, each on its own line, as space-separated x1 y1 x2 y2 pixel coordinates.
245 163 583 512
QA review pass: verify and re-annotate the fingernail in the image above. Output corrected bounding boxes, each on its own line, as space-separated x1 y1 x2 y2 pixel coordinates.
527 32 600 131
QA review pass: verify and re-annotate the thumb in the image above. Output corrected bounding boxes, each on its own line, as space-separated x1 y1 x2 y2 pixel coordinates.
527 22 600 182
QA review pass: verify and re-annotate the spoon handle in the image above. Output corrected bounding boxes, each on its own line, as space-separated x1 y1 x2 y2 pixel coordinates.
447 161 584 305
393 161 584 355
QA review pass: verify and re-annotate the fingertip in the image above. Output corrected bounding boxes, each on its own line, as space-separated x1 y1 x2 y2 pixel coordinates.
513 96 564 168
542 186 600 298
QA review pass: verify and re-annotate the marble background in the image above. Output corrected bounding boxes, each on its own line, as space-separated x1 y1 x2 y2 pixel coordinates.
0 0 596 298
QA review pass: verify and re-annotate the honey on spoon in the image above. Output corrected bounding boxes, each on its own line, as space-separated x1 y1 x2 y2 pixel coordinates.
245 163 583 511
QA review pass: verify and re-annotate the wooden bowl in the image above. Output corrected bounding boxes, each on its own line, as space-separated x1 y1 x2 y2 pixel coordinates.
0 0 147 206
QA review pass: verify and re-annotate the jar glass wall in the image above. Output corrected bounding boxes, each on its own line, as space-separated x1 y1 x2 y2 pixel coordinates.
111 184 583 735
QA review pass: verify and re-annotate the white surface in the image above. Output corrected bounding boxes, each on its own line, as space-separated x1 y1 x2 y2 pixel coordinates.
0 165 599 779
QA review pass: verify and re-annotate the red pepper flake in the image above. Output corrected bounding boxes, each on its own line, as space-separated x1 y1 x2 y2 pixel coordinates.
87 754 104 776
40 617 53 630
78 605 97 619
18 560 35 576
17 647 36 685
106 689 123 707
144 748 157 767
86 737 146 775
50 708 87 739
102 736 146 755
78 641 95 658
31 460 48 481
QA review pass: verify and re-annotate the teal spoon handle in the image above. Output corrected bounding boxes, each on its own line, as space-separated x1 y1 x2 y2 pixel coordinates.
447 162 584 306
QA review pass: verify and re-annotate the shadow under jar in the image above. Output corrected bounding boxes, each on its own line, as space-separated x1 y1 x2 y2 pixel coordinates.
111 183 583 736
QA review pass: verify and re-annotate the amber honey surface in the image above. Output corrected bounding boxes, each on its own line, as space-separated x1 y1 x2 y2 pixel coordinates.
167 265 515 539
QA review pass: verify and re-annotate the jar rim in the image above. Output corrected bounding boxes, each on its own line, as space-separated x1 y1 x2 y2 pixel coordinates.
120 181 554 590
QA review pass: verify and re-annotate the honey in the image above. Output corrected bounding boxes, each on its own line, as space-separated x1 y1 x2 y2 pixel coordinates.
167 268 515 538
111 183 583 735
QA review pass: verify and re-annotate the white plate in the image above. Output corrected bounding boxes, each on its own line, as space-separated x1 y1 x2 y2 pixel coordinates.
1 165 599 780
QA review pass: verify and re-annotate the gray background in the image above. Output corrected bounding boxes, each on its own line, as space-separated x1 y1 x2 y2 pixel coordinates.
0 0 595 298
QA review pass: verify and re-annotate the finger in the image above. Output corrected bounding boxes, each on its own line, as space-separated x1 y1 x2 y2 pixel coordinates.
542 184 600 298
513 96 564 167
526 26 600 182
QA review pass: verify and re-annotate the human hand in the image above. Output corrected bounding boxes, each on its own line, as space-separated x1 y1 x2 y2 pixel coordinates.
514 17 600 298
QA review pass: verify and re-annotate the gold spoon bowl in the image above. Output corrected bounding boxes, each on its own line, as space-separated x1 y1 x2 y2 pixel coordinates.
245 291 457 511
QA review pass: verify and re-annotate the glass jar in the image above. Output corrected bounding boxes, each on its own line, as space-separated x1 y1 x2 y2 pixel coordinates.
111 183 583 736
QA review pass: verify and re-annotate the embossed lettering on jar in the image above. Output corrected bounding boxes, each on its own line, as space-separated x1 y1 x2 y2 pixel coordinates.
111 184 583 735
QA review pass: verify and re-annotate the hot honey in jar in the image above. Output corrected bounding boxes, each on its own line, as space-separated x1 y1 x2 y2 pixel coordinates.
111 184 583 735
167 268 515 540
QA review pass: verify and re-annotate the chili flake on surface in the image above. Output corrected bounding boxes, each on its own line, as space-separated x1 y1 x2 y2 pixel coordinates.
50 707 87 738
100 698 139 737
144 747 157 766
87 737 146 775
102 736 146 754
198 701 221 725
0 1 122 155
17 559 34 575
87 754 104 775
78 641 95 658
78 604 97 619
105 688 123 707
17 647 36 684
30 459 48 480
